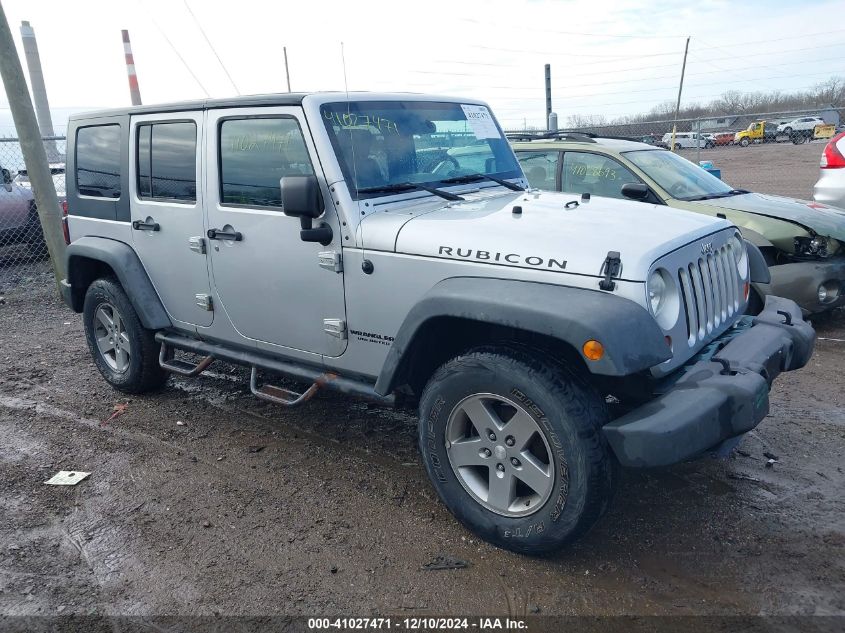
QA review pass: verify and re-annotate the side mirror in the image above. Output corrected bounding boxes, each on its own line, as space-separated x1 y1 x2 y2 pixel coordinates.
280 175 332 246
1 168 11 184
621 182 649 201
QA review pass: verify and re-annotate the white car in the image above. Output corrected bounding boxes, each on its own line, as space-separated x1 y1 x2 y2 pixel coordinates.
661 132 713 149
777 117 826 135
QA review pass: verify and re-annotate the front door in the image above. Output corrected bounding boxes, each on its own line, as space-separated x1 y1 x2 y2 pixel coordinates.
129 111 213 327
205 107 346 357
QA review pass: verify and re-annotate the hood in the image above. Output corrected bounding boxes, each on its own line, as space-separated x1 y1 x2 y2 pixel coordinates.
376 191 733 281
691 193 845 241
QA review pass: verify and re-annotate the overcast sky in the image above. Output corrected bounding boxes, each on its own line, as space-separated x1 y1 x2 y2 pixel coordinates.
1 0 843 133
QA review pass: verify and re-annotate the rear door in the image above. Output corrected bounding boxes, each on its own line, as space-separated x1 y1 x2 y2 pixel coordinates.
129 111 213 328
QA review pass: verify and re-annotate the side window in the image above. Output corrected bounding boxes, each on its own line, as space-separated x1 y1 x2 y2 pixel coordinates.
561 152 639 199
136 121 197 202
76 124 121 198
516 151 558 190
219 117 314 208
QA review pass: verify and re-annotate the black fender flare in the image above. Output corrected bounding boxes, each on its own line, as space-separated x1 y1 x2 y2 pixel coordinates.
374 277 670 396
64 236 171 330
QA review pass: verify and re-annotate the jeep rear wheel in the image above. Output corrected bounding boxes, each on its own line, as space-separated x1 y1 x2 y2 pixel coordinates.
740 137 750 147
418 346 616 554
83 277 168 394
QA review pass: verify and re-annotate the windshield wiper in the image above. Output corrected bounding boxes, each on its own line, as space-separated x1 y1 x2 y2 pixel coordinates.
357 182 464 201
684 188 751 201
441 173 525 191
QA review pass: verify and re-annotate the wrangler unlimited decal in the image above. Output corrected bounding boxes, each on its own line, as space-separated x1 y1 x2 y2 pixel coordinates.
438 246 567 270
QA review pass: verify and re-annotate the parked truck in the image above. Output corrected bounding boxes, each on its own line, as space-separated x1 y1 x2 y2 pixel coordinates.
734 121 778 147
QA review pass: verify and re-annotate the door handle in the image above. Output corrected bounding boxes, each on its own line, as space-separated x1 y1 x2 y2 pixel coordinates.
207 228 243 241
132 220 160 231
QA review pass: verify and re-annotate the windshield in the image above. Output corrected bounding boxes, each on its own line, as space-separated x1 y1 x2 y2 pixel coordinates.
623 149 734 200
320 101 521 199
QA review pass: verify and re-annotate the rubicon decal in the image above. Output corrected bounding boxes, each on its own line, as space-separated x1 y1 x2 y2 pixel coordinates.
438 246 566 270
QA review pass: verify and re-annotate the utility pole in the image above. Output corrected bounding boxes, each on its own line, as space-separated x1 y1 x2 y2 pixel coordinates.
283 46 291 92
0 1 65 285
670 37 690 152
544 64 552 130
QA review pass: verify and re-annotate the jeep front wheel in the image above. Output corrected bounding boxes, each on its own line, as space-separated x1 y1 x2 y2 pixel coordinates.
418 347 616 554
83 277 168 394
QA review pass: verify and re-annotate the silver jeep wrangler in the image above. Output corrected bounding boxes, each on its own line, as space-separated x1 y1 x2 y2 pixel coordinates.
61 93 815 554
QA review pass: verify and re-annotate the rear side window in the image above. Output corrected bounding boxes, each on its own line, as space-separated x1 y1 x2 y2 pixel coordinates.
219 117 314 208
76 124 121 198
136 121 197 202
516 151 558 190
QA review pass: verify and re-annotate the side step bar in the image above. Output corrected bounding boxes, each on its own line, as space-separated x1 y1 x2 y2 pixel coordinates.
159 343 215 376
155 332 393 406
250 367 330 407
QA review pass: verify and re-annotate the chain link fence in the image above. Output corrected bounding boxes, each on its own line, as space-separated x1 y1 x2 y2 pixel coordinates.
0 135 65 293
0 106 842 293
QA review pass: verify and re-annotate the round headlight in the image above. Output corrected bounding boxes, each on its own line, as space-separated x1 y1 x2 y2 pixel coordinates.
730 233 749 278
648 269 666 314
647 268 681 330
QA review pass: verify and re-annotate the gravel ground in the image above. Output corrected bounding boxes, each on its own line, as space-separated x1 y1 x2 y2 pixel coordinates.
677 139 826 200
0 276 843 619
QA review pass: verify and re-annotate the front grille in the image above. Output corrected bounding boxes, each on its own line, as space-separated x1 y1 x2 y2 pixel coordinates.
677 243 740 346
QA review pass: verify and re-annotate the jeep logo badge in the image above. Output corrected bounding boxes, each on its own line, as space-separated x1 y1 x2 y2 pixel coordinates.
701 242 714 255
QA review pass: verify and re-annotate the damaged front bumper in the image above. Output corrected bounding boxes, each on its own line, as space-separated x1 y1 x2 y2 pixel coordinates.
755 256 845 315
603 296 815 468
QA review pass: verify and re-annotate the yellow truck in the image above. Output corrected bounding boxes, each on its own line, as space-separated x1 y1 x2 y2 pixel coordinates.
734 121 778 146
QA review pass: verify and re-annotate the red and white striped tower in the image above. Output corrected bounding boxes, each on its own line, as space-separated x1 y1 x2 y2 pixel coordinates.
121 29 142 106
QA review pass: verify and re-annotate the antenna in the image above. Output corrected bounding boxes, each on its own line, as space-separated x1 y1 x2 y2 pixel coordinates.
341 41 358 199
341 42 367 267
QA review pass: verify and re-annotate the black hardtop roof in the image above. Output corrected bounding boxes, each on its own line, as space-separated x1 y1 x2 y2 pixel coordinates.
69 92 311 121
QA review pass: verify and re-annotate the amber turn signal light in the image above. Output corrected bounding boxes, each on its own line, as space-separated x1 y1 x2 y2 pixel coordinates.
582 339 604 361
743 282 750 300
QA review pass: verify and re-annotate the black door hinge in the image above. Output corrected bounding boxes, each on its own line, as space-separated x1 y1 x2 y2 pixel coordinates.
599 251 622 291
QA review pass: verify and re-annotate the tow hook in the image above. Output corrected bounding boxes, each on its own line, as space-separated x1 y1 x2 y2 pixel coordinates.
776 310 793 326
714 357 735 375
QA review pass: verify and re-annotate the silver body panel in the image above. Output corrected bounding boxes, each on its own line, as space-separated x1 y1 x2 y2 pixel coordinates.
814 168 845 210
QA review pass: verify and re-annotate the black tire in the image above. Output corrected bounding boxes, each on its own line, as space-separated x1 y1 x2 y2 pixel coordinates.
673 143 681 150
83 277 168 394
418 346 616 555
740 137 750 147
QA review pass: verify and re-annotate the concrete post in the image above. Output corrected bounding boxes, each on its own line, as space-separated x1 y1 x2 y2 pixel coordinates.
19 20 58 160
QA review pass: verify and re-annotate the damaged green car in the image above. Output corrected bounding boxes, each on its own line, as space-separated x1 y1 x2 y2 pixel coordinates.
512 134 845 315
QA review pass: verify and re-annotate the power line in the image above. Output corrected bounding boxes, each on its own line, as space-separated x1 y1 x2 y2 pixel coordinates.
182 0 240 95
472 43 683 60
456 17 687 39
690 41 845 65
693 28 845 52
138 2 210 97
413 56 845 93
490 76 841 111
